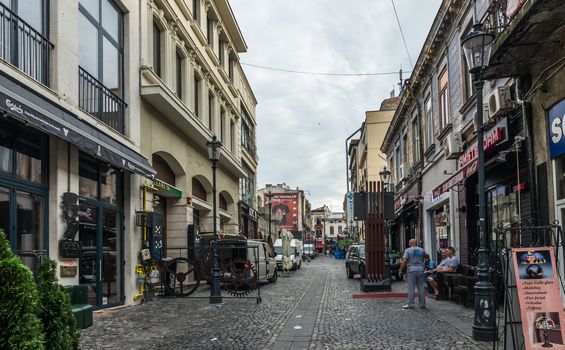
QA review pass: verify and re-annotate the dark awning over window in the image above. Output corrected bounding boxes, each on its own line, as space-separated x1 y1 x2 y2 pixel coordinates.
0 71 155 179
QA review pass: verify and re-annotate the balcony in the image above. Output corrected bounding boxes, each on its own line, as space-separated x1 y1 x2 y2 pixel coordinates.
0 3 53 86
242 137 258 163
78 66 126 134
481 0 565 79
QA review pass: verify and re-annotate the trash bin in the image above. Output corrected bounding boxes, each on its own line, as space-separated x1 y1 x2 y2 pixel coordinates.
162 257 177 295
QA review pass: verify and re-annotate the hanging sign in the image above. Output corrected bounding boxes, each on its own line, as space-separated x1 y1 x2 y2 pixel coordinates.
512 247 565 349
548 99 565 159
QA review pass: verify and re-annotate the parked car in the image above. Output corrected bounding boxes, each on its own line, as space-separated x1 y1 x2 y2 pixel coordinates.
303 243 316 259
247 240 278 283
273 238 302 270
344 243 403 281
345 244 365 279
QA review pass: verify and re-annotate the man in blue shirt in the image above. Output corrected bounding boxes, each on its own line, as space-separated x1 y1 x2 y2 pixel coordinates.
399 239 426 309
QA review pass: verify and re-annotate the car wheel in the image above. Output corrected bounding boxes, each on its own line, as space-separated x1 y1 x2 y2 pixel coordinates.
268 270 278 283
360 265 366 279
346 265 354 279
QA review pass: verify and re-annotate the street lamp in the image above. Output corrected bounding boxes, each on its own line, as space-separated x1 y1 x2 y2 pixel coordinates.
462 22 495 341
379 166 393 280
206 135 222 304
379 166 391 191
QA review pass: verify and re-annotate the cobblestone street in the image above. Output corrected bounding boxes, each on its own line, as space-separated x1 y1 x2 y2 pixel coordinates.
81 257 492 350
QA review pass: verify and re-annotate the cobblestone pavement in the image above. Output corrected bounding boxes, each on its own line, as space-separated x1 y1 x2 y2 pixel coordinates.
81 257 494 350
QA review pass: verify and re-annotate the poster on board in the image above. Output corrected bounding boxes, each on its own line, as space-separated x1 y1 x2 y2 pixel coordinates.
512 247 565 349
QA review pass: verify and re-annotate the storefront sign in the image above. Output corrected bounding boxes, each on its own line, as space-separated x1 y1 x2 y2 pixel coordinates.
248 206 259 221
458 118 508 168
153 179 182 198
346 192 354 225
512 247 565 349
59 239 82 259
60 266 78 278
548 99 565 159
432 160 478 197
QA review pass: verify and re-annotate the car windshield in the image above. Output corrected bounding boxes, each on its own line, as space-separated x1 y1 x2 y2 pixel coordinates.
358 245 365 257
273 246 282 255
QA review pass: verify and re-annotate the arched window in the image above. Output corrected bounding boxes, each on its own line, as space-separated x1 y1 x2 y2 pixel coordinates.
152 154 175 185
219 193 227 211
192 177 207 201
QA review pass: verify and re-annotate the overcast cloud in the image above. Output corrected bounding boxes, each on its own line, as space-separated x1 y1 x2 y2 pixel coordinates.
230 1 441 211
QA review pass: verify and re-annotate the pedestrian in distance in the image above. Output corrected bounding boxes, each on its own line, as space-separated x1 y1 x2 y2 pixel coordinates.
399 239 426 309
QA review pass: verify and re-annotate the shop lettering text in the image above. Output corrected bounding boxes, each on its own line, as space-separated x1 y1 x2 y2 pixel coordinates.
458 126 506 168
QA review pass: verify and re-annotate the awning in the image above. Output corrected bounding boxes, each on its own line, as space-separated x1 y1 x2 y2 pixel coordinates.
0 71 155 179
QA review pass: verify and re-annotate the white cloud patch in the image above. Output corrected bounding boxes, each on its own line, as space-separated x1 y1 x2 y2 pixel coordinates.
231 0 440 210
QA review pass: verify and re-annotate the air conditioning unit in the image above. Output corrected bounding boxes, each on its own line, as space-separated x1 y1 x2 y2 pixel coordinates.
472 103 492 131
488 86 514 118
399 163 411 182
444 132 463 159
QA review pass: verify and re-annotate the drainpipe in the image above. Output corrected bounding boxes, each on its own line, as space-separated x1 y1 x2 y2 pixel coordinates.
517 84 538 222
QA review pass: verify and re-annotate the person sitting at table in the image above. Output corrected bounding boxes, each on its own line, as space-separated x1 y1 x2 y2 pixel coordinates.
427 247 460 299
423 253 437 295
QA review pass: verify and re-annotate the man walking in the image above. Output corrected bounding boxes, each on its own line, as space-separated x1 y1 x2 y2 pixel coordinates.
399 239 426 309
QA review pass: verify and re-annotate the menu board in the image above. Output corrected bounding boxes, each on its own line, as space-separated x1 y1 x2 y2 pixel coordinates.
512 247 565 349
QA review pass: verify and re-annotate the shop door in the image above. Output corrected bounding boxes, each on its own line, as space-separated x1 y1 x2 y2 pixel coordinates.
78 203 122 308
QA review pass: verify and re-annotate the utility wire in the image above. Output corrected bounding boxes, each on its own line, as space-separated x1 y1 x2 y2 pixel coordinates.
241 62 411 77
391 0 414 69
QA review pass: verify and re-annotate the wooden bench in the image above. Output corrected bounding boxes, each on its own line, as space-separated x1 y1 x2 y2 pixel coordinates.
63 285 93 329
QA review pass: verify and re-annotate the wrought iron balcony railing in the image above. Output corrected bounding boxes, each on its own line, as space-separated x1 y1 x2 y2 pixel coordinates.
242 136 258 161
480 0 510 38
79 66 126 134
0 3 53 85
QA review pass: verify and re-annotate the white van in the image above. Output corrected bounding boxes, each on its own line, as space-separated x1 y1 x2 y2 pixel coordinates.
273 238 302 271
247 240 277 283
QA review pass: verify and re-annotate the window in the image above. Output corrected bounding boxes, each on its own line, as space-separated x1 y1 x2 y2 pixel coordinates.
412 116 420 163
208 91 215 131
402 134 408 167
461 22 475 101
192 177 207 201
79 0 123 95
175 50 182 98
219 41 225 65
394 144 402 181
153 21 162 78
338 226 343 234
194 74 201 118
0 118 48 185
220 107 226 142
79 153 123 206
207 17 214 47
424 95 433 149
439 67 449 130
330 226 335 236
228 56 234 82
192 0 199 21
230 120 235 151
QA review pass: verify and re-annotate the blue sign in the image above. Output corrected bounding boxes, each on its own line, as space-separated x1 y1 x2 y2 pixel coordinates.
548 99 565 159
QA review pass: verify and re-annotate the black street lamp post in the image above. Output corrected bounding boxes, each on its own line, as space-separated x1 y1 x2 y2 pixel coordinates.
268 190 272 245
379 166 392 279
462 23 495 341
207 135 222 304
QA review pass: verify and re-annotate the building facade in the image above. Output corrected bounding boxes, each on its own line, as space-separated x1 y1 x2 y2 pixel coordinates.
0 0 257 310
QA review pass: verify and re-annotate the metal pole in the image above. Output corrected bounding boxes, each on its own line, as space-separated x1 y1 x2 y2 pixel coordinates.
268 198 272 245
210 158 222 304
472 77 495 341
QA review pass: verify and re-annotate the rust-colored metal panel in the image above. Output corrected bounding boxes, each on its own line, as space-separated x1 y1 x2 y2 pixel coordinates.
365 181 386 282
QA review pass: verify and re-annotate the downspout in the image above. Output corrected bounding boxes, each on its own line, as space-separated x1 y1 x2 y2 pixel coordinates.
517 84 538 222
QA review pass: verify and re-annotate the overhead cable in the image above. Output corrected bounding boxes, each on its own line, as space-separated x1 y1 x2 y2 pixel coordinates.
391 0 414 69
241 62 411 77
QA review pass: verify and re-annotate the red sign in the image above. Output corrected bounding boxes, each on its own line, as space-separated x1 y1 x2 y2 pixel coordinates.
513 247 565 349
269 193 299 231
432 160 478 198
315 224 323 230
458 119 508 168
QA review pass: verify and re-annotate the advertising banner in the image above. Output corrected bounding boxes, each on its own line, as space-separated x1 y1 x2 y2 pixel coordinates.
346 192 354 228
270 193 298 231
512 247 565 349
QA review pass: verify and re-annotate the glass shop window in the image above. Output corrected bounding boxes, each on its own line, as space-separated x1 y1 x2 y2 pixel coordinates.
79 153 122 205
556 155 565 201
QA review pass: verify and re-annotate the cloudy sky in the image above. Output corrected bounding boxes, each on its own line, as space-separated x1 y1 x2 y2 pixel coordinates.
230 1 441 211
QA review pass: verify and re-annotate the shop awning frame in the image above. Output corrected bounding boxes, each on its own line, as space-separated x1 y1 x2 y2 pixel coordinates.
0 71 155 179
